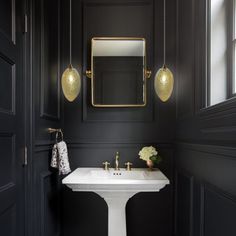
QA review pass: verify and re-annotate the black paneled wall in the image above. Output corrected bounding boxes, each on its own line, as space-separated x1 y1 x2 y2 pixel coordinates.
4 1 236 236
0 0 63 235
30 0 62 235
0 0 25 235
175 0 236 236
61 0 176 236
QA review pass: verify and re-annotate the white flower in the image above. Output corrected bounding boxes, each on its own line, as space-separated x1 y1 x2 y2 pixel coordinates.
139 146 158 161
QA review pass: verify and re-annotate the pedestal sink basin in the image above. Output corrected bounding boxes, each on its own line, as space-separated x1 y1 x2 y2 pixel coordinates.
63 168 169 236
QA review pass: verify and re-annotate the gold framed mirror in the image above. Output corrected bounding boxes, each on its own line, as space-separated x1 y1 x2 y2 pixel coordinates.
86 37 151 107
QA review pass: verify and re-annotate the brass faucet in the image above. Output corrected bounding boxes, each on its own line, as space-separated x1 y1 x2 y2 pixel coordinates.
125 162 133 171
102 161 110 171
115 152 120 170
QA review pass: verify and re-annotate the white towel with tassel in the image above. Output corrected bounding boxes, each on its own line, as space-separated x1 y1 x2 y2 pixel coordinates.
51 141 71 175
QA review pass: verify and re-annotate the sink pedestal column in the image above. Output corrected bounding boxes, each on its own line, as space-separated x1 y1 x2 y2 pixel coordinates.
96 192 136 236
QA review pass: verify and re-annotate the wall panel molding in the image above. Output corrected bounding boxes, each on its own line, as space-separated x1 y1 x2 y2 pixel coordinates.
175 172 236 236
32 147 61 236
34 144 52 153
0 133 15 189
11 0 16 44
84 0 153 6
67 141 174 147
0 0 16 44
176 0 236 236
199 184 204 236
175 170 194 236
0 183 15 214
0 51 16 115
202 183 236 236
197 97 236 120
82 0 154 123
176 142 236 160
176 0 195 121
40 171 60 236
200 125 236 136
193 0 207 113
31 0 62 236
40 0 61 121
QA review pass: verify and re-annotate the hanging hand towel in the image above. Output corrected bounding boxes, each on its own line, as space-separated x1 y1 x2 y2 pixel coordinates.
51 141 71 175
51 144 58 168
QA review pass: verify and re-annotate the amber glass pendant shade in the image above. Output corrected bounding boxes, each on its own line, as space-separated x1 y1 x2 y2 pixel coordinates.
154 65 174 102
61 0 81 102
61 64 81 102
154 0 174 102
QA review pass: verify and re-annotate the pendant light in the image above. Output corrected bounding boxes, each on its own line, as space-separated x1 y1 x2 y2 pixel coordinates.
154 0 174 102
61 0 81 102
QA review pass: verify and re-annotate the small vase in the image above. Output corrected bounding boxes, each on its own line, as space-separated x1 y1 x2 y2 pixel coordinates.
146 160 154 171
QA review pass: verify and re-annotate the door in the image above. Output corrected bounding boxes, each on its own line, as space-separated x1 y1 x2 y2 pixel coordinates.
0 0 25 235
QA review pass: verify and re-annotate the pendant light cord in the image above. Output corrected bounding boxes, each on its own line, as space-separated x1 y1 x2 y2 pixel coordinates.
69 0 72 65
163 0 166 66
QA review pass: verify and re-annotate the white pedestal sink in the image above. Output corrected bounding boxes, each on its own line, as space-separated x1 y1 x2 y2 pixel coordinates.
62 168 169 236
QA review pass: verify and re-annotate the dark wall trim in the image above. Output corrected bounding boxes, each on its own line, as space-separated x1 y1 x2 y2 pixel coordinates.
175 169 194 236
176 142 236 159
82 0 155 123
40 171 53 236
0 53 16 115
40 0 61 121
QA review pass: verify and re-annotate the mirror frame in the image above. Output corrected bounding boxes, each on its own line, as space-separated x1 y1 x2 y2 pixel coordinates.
86 37 151 107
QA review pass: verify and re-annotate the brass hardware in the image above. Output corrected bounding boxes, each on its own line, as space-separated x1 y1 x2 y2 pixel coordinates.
125 162 133 171
48 128 62 133
102 161 110 170
86 70 92 79
145 70 152 79
48 128 64 142
115 152 120 171
87 37 150 107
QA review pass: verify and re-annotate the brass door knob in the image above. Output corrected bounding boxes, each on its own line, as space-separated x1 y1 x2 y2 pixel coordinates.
102 161 110 170
125 162 133 171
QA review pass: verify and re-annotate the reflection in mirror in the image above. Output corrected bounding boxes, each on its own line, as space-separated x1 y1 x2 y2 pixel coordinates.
88 38 150 107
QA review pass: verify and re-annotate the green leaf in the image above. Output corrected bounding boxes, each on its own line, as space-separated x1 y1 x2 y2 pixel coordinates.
150 155 162 164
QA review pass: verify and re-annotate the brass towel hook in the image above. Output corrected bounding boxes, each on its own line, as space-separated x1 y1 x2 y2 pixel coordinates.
48 128 62 133
48 128 64 143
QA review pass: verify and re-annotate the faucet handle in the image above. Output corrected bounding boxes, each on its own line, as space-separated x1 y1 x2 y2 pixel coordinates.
115 151 119 159
102 161 110 170
125 162 133 171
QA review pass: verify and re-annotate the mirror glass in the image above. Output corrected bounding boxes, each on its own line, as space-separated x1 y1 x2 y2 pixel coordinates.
90 38 147 107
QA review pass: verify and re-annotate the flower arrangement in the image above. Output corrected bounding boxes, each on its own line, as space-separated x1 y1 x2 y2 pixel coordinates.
139 146 162 170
